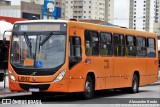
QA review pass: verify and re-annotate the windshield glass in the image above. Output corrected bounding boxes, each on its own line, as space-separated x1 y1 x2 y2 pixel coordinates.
11 34 66 69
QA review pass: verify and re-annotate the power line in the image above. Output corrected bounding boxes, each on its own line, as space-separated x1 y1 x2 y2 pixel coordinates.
108 16 156 20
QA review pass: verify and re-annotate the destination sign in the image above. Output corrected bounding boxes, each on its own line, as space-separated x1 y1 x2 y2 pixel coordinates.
19 24 61 31
13 23 67 32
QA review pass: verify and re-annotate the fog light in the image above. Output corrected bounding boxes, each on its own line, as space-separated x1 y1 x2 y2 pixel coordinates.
9 70 16 81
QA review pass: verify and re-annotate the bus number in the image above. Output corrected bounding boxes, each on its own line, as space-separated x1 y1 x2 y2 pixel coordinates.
18 76 30 82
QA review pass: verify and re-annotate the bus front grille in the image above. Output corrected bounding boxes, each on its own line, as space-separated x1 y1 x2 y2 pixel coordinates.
19 84 50 91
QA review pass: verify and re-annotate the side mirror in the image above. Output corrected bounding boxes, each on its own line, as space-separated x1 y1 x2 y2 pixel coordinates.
3 30 11 46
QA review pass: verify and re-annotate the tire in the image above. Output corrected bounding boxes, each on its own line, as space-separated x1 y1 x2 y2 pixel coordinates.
130 74 139 93
83 76 94 99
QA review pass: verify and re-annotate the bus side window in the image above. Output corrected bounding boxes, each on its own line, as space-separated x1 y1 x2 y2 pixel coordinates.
136 37 146 57
126 36 136 56
113 34 125 56
85 30 99 56
69 36 82 69
92 32 99 56
147 38 156 58
100 32 112 56
85 30 92 56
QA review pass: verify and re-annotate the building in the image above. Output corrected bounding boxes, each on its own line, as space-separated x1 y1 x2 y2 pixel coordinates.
129 0 156 32
105 0 114 24
153 0 160 35
21 1 42 19
61 0 114 23
0 0 11 5
0 0 21 18
0 6 21 18
21 0 44 5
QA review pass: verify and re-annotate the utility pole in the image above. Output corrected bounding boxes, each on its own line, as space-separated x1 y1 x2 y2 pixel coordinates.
47 8 49 19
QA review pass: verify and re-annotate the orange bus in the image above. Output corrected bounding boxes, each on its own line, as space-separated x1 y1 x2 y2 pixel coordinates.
6 20 158 99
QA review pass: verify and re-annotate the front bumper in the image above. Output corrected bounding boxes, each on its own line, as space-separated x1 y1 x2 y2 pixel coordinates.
9 79 69 92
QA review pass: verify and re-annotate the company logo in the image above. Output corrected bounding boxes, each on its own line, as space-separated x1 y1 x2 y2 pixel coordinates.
32 77 36 81
31 72 37 76
2 99 11 104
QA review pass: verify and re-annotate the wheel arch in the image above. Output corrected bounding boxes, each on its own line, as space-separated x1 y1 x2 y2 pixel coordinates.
86 72 96 90
133 70 140 84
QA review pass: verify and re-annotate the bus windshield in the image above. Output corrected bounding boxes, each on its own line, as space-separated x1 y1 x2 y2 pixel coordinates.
11 33 66 69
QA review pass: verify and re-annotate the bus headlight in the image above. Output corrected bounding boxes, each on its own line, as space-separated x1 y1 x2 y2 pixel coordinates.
9 70 16 81
53 70 66 82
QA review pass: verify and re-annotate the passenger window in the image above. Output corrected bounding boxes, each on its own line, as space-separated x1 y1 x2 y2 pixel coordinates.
100 32 112 56
85 30 99 56
126 36 136 56
147 38 156 58
69 36 82 69
113 34 125 56
136 37 146 57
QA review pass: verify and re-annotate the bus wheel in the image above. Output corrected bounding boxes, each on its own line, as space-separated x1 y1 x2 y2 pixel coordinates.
131 74 139 93
83 76 94 99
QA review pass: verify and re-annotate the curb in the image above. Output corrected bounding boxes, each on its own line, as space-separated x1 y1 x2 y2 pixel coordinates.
0 92 31 99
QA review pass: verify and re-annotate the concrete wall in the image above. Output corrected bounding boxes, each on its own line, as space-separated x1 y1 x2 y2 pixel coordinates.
21 1 42 19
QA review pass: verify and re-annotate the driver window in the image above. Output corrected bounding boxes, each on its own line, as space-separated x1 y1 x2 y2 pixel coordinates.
69 36 82 69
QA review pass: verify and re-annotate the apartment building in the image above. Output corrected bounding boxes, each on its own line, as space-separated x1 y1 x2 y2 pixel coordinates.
61 0 114 23
0 0 11 5
153 0 160 35
21 0 44 5
129 0 156 32
0 0 21 18
0 5 21 18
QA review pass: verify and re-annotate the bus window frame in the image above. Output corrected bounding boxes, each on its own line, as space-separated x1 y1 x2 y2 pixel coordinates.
136 36 147 58
126 35 137 57
84 30 99 57
147 37 156 58
99 32 113 57
69 36 82 69
112 33 125 57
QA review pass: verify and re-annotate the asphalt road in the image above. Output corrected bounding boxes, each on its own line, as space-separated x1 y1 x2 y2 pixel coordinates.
0 80 159 105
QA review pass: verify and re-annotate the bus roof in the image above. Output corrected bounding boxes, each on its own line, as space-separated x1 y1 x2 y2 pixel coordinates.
14 20 68 24
14 20 157 38
67 21 157 38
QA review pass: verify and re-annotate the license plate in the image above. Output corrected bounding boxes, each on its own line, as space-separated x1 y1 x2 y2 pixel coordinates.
29 88 39 92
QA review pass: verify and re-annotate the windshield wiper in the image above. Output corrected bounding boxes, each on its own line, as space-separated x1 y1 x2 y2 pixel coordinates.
24 32 32 48
24 32 32 57
40 32 53 46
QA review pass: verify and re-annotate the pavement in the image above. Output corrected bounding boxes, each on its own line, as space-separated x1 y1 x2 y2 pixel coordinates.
0 70 159 98
0 70 31 98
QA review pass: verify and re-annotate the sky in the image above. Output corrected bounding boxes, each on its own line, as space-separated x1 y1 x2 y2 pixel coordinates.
7 0 130 27
114 0 129 27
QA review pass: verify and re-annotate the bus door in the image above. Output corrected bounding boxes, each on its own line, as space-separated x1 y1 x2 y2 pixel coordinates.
146 38 158 83
68 28 84 92
99 32 114 89
113 34 128 88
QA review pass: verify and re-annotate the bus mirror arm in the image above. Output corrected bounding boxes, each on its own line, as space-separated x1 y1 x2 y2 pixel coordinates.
2 37 6 46
3 30 12 46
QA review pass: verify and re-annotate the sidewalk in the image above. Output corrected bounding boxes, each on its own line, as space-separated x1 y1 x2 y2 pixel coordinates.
0 70 31 98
